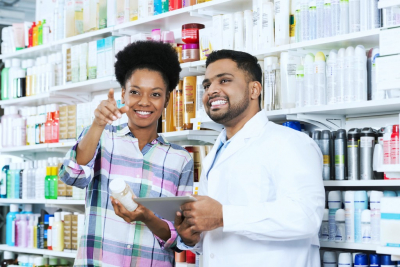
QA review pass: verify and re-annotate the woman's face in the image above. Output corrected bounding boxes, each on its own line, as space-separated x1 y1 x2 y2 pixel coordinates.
121 69 169 130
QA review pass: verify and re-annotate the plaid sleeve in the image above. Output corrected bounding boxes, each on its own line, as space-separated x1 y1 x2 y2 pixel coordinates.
155 157 194 250
59 126 101 189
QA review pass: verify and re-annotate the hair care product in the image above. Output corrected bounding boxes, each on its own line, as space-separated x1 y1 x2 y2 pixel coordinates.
391 125 399 164
338 253 352 267
349 0 360 33
182 76 196 130
326 50 337 105
369 254 380 267
354 45 367 102
314 52 326 105
344 46 355 102
354 254 368 267
354 191 368 243
322 130 332 180
345 191 355 242
339 0 349 34
309 1 317 40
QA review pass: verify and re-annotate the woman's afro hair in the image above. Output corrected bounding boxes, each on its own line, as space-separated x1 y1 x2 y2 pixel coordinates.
114 41 182 93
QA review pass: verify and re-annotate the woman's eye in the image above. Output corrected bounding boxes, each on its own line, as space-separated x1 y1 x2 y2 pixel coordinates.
130 90 139 95
152 93 161 97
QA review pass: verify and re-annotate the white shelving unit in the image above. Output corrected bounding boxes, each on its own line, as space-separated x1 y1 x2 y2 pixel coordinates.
0 245 77 258
0 141 76 154
0 198 85 205
161 130 219 144
378 0 400 9
320 242 378 251
323 180 400 187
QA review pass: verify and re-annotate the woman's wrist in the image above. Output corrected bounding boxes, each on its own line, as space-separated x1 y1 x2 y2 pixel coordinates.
141 207 155 224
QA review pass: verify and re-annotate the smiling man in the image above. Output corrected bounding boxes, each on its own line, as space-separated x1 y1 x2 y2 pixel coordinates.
174 50 326 267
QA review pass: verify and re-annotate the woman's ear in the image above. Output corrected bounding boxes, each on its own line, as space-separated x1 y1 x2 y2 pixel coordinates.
121 88 125 104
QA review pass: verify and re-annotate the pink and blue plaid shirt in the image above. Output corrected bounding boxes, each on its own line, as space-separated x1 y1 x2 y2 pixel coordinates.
60 123 193 267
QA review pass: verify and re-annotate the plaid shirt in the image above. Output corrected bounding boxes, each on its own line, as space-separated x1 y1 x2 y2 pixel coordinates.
59 124 193 267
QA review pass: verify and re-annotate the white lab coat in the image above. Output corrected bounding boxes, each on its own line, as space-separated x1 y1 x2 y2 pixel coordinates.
191 110 325 267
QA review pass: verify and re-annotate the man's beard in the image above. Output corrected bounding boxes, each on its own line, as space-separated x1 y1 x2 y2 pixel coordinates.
206 89 250 125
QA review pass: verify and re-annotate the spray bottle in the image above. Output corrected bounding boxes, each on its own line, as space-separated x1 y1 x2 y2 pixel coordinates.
328 191 342 242
361 209 371 243
339 0 349 34
354 190 368 243
314 52 326 105
335 209 345 242
304 53 315 106
326 49 337 105
336 48 346 103
354 45 367 102
321 130 332 180
349 0 360 33
335 129 347 180
344 46 355 102
345 191 355 242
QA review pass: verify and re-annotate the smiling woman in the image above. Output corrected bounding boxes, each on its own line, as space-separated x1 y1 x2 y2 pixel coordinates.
58 41 194 267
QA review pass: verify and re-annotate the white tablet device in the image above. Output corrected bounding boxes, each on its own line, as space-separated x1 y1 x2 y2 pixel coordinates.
134 196 197 221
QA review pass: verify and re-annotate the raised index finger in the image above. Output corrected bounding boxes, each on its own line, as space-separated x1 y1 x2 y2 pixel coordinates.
108 88 115 100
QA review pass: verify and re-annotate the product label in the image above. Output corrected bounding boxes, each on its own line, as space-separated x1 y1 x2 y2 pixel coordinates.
274 0 281 14
329 209 338 241
48 229 52 247
335 224 344 242
319 221 329 241
287 63 297 76
323 155 330 164
391 137 399 164
289 14 295 37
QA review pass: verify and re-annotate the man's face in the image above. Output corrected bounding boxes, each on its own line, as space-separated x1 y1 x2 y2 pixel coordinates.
202 59 251 125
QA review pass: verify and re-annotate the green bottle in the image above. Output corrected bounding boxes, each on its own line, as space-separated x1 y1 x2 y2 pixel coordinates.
50 166 58 199
38 20 43 45
44 165 51 199
161 0 169 13
6 163 14 199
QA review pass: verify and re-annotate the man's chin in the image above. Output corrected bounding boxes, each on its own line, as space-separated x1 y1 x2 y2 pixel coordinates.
207 111 229 124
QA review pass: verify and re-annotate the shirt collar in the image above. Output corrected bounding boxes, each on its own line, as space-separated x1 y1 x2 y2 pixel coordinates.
115 123 169 145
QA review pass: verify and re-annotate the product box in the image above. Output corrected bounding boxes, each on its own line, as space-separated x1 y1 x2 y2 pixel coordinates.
107 0 116 27
71 44 80 83
130 33 152 43
88 41 98 79
59 105 68 140
98 0 107 29
116 0 125 24
66 0 84 37
62 44 73 84
379 27 400 56
58 179 67 199
83 0 98 33
104 36 117 76
79 43 88 82
76 103 93 138
376 55 400 91
64 214 72 250
96 39 106 78
222 13 234 50
380 197 400 247
212 15 223 51
199 28 212 61
114 36 131 61
72 214 78 250
68 105 77 140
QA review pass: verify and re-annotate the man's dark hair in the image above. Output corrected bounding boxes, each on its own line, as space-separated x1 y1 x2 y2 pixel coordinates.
205 50 262 106
115 41 181 93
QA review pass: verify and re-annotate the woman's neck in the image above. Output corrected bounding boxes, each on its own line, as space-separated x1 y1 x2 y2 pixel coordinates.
128 122 159 151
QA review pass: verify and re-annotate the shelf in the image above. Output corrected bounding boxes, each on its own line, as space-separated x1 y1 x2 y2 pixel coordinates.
0 199 85 205
51 76 120 93
0 141 76 154
378 0 400 9
320 241 378 251
378 164 400 173
377 246 400 260
0 93 51 107
161 130 219 144
0 245 77 258
324 180 400 187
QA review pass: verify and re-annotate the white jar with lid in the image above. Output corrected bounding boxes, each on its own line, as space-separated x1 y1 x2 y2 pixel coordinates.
109 178 138 212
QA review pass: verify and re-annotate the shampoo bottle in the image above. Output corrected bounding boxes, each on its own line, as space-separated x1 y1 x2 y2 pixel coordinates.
6 204 19 246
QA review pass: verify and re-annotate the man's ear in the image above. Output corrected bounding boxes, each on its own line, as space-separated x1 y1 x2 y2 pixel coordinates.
250 81 262 100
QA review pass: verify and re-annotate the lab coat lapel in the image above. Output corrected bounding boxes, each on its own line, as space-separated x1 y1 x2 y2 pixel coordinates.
213 111 269 169
201 130 225 179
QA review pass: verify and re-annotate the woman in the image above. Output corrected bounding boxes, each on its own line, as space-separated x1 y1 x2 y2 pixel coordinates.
60 41 193 267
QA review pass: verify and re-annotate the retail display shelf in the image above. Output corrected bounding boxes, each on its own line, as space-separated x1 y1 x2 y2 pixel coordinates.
0 199 85 205
0 141 76 154
378 0 400 9
323 180 400 187
320 241 377 251
0 245 77 258
51 76 121 93
377 164 400 173
162 130 219 144
0 93 51 107
376 246 400 260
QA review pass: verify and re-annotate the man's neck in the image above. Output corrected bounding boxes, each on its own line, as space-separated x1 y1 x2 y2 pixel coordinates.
224 109 260 140
128 122 159 151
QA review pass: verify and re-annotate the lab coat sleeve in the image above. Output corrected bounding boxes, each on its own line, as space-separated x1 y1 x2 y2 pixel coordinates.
59 126 101 189
222 135 325 241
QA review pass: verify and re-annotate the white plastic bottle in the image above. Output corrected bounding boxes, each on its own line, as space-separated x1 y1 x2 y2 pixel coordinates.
368 48 384 100
338 253 352 267
345 191 355 242
360 0 369 31
253 0 260 51
296 65 305 108
328 191 342 242
319 209 329 241
28 161 37 199
301 0 310 41
314 52 326 105
52 212 64 252
22 161 30 199
354 45 367 102
339 0 349 35
264 57 281 111
275 0 290 45
336 48 346 103
326 49 337 105
370 191 383 244
331 0 340 36
323 251 337 267
369 0 380 29
109 178 138 212
335 209 345 242
234 12 244 51
354 191 368 243
8 59 22 99
324 0 332 38
261 2 275 48
316 0 324 39
295 4 302 42
361 209 371 243
243 10 253 52
35 160 46 199
280 52 301 108
309 1 317 40
304 53 315 106
344 46 355 102
384 125 393 165
349 0 360 33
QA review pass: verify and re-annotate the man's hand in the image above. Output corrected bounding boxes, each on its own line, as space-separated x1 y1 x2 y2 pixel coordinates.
174 211 201 247
110 196 151 224
181 195 223 232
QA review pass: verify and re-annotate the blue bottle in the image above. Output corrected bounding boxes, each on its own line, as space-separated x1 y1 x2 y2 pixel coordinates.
6 204 19 246
354 254 368 267
369 254 380 267
1 158 11 198
381 255 396 266
383 190 397 197
154 0 162 15
354 191 368 243
14 162 21 199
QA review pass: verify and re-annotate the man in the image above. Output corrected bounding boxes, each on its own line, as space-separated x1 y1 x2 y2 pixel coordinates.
174 50 325 266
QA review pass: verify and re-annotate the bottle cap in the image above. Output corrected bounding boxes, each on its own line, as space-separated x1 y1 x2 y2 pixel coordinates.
335 209 345 221
392 124 399 134
361 209 371 223
323 251 337 264
23 204 32 212
315 51 325 62
51 166 58 176
3 251 15 260
354 191 368 209
328 191 342 209
383 190 397 197
312 130 321 140
345 46 355 57
348 128 361 139
54 212 61 222
336 129 346 139
4 59 11 68
355 254 368 266
11 58 21 67
9 106 18 115
338 253 352 265
109 178 127 194
304 53 315 63
10 204 19 212
369 254 380 266
322 130 331 140
381 255 396 266
370 191 383 205
355 45 366 57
